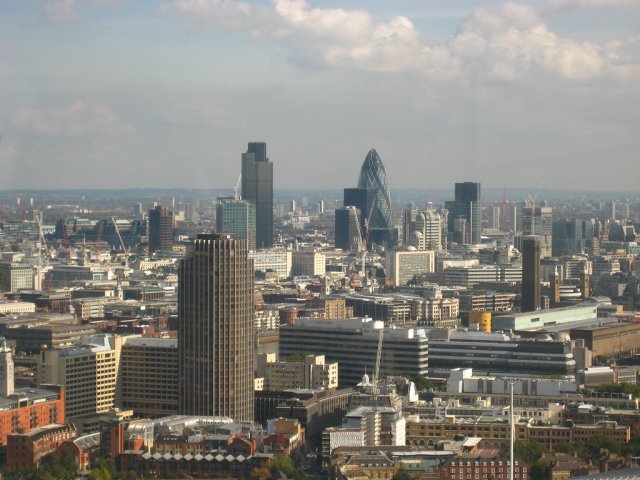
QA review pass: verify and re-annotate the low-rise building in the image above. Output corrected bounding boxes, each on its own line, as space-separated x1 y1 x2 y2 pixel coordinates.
440 457 529 480
7 423 77 468
257 353 338 391
292 250 326 277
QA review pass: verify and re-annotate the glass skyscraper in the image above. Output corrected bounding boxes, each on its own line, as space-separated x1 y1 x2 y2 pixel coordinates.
446 182 481 245
356 149 392 246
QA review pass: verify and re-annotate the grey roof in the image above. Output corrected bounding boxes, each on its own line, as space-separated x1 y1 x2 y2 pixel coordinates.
123 338 177 348
569 469 640 480
0 387 61 407
72 432 100 449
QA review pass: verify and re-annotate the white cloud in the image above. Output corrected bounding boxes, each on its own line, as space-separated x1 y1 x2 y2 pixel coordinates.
44 0 119 25
12 101 134 137
547 0 640 10
162 102 248 129
164 0 639 81
45 0 81 24
450 4 605 80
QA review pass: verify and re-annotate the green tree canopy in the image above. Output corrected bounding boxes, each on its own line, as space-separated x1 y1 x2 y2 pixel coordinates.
514 439 545 463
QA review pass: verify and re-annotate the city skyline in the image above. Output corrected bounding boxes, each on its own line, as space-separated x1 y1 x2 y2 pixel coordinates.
1 1 638 191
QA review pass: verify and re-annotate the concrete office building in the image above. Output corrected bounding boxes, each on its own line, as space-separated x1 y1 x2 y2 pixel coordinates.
346 294 423 325
458 291 516 313
148 205 174 253
404 208 442 251
492 304 597 331
386 249 435 286
292 250 326 277
121 338 178 418
323 406 405 454
241 142 273 248
250 249 292 278
522 235 541 312
0 301 36 314
216 197 256 250
178 234 254 421
0 263 35 292
279 318 428 387
1 317 96 354
45 265 112 289
443 266 522 287
256 353 338 391
427 329 576 377
37 334 129 420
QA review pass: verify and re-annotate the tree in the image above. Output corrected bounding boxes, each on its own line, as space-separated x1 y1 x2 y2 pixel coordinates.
595 382 640 397
411 375 432 391
575 432 623 459
267 454 307 480
514 439 544 463
530 460 549 480
554 441 575 455
393 468 413 480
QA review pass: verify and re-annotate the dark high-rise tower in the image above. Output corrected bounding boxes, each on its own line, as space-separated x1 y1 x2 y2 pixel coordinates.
447 182 481 245
241 142 273 249
335 206 361 251
178 234 254 421
522 235 541 312
148 205 173 253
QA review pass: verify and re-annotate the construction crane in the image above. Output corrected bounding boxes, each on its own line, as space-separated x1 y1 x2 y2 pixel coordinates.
34 210 50 290
34 210 50 262
95 221 103 256
372 325 384 404
111 217 128 263
234 175 242 201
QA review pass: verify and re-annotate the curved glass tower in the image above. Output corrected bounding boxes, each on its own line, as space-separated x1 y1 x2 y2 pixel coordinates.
357 148 392 232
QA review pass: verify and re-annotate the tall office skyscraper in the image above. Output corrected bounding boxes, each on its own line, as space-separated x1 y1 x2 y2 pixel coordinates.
522 202 553 258
148 205 173 253
178 234 254 421
357 149 392 246
241 142 273 249
446 182 481 245
216 197 256 250
522 235 541 312
335 206 361 251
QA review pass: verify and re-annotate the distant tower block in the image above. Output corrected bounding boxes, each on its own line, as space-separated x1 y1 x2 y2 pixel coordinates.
550 266 561 307
0 338 14 397
522 236 541 312
580 267 590 299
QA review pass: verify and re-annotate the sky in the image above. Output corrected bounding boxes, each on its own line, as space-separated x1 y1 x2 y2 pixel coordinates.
0 0 639 192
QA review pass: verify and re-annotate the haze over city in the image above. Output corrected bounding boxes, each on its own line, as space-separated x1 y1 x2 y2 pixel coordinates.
1 0 639 191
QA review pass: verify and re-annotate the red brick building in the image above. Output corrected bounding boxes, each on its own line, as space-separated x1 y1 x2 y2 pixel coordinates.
58 431 101 473
440 457 529 480
527 420 630 451
0 385 65 446
7 423 77 468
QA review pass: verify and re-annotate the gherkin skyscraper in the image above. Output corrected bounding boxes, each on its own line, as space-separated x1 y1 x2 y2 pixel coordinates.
357 148 392 245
